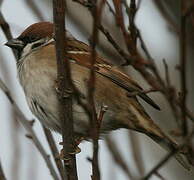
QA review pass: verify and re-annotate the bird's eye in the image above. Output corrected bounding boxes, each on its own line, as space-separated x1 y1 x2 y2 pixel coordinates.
31 42 44 49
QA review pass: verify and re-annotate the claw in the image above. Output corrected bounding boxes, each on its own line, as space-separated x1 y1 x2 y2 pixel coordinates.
68 146 81 155
58 138 83 161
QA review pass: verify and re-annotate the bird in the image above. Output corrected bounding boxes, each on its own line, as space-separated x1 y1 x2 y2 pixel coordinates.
5 22 191 170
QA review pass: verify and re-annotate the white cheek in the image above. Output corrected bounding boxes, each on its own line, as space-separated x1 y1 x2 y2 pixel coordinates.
21 44 33 58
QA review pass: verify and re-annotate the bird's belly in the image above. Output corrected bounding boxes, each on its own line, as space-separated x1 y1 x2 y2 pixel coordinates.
26 93 117 137
22 72 117 136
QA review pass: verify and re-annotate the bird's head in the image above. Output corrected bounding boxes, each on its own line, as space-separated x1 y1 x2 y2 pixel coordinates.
5 22 74 59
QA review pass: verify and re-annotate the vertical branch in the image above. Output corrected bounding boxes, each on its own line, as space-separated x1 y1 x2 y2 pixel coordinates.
113 0 134 53
89 1 105 179
52 0 78 179
126 0 138 47
129 0 137 44
0 161 6 180
180 0 188 136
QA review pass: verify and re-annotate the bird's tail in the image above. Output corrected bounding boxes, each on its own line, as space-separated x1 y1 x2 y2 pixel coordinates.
126 98 191 170
147 132 191 171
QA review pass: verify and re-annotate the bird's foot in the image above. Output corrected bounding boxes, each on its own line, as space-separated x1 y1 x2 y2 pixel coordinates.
58 137 84 160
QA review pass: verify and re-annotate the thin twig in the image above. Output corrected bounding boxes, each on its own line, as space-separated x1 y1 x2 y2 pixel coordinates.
72 0 132 65
125 0 138 47
113 0 136 56
136 28 152 61
89 1 106 179
105 1 115 15
53 0 78 179
0 78 59 180
43 127 66 180
99 25 131 64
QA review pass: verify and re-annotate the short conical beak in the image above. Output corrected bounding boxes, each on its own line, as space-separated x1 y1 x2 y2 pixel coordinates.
5 39 24 49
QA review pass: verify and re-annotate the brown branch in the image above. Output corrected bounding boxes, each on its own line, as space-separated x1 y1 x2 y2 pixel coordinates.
89 1 106 179
113 0 135 55
72 0 132 65
0 78 59 180
43 127 66 179
99 25 131 64
126 8 187 131
53 0 78 179
136 28 178 100
124 0 138 47
0 160 6 180
136 28 152 61
180 0 188 136
162 59 182 127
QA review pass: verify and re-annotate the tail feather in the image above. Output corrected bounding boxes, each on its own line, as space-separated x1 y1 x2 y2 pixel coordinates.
147 133 191 171
126 97 191 170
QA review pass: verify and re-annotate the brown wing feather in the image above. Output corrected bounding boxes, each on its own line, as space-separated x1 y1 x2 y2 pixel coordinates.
66 49 160 110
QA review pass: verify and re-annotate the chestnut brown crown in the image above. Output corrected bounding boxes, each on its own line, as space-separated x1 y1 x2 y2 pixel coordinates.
18 22 54 43
5 22 74 59
5 22 74 50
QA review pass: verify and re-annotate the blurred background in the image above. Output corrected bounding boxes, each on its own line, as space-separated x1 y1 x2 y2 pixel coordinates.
0 0 194 179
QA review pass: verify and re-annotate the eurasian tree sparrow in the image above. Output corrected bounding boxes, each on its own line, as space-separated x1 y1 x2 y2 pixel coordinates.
5 22 191 170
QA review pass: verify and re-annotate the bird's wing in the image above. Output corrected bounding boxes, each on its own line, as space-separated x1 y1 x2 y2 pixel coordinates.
65 46 160 110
